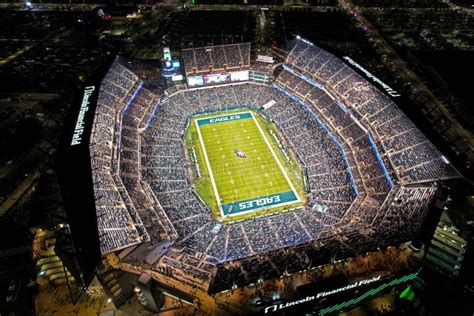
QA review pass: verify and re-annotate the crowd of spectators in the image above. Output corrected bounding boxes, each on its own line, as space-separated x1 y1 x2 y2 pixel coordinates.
119 80 178 246
284 39 460 185
90 62 178 255
262 85 357 210
136 79 439 292
89 41 459 292
90 62 145 254
181 43 251 75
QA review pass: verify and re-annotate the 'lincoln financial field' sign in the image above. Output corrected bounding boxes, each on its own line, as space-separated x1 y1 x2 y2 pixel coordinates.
71 86 95 146
264 275 382 314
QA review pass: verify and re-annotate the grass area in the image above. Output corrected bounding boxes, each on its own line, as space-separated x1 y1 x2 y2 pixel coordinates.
186 109 305 221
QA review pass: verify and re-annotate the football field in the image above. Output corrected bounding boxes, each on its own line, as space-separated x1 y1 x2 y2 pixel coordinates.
195 111 300 217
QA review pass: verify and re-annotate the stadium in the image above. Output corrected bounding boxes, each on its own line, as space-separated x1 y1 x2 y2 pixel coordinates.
85 38 460 311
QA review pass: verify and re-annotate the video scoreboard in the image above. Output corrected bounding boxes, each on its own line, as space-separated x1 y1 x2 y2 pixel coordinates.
187 70 249 87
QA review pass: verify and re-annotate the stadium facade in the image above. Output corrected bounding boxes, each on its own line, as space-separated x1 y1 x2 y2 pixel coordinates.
66 40 460 312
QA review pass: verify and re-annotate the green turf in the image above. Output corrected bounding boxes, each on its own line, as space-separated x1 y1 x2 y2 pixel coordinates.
186 110 305 220
197 113 293 205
